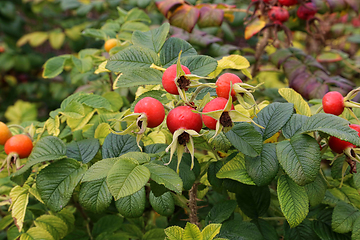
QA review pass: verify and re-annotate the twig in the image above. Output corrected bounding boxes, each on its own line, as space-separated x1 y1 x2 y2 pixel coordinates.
108 72 114 91
188 183 200 228
251 28 270 77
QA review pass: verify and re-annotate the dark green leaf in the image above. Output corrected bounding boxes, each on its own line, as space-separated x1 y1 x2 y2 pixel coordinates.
301 113 360 146
149 191 175 216
92 215 123 238
208 161 224 191
312 220 350 240
277 134 321 185
160 37 197 67
116 187 145 218
181 55 217 76
352 216 360 240
332 201 360 233
79 178 112 213
253 102 294 140
282 114 309 139
245 143 278 186
102 134 141 159
205 200 237 224
218 220 263 240
225 122 263 157
82 157 117 182
284 219 320 240
305 173 327 206
66 139 99 163
252 219 279 240
114 67 163 88
235 184 270 219
37 159 87 212
142 228 167 240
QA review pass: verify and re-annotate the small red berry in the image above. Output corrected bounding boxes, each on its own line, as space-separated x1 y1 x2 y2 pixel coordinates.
297 3 317 20
322 91 344 116
278 0 298 6
202 98 235 130
329 124 360 154
4 134 33 158
162 64 191 95
134 97 165 128
216 73 242 100
166 106 202 134
268 7 290 23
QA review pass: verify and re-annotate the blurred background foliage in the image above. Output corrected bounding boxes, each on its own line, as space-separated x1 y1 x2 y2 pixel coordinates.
0 0 359 124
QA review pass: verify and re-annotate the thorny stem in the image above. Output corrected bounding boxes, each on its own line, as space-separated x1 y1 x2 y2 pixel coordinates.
108 72 114 91
252 28 270 77
73 198 93 240
188 183 200 228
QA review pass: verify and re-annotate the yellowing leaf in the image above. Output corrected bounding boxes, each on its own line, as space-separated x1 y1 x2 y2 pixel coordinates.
135 85 162 99
234 104 251 118
202 224 222 240
94 61 111 74
264 132 280 143
49 30 65 50
5 100 37 124
28 32 48 47
9 185 30 232
209 55 251 78
245 18 266 40
94 123 111 144
279 88 311 117
183 222 202 240
45 116 60 136
165 226 184 240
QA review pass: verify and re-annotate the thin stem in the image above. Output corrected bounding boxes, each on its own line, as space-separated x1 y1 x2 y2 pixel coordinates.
73 198 93 240
188 183 200 228
108 72 114 91
189 85 210 103
251 28 270 77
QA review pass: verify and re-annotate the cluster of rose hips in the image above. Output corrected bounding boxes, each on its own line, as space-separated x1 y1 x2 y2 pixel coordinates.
321 89 360 174
120 57 259 172
0 122 33 174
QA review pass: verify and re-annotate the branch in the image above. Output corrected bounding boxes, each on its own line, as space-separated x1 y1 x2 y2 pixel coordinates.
188 183 200 228
251 28 270 77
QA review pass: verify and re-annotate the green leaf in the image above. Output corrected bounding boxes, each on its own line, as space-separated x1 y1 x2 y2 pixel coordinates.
56 208 75 235
144 162 183 194
79 178 112 213
149 191 175 217
107 158 150 199
0 214 13 231
194 131 232 152
115 187 145 218
102 134 142 159
245 143 278 186
277 175 309 228
121 21 149 32
253 102 294 140
235 184 270 219
218 220 263 240
143 228 167 240
106 46 160 72
352 216 360 240
284 219 319 240
165 226 184 240
225 122 263 157
277 134 321 185
301 113 360 146
43 55 71 78
313 220 350 240
34 215 68 240
332 201 360 233
71 56 92 73
82 28 107 39
208 161 224 191
13 136 67 177
305 173 327 206
9 185 29 232
60 101 85 119
202 224 222 240
114 67 162 88
20 227 54 240
282 114 309 139
92 215 123 238
205 200 237 224
183 222 202 240
66 139 99 164
338 185 360 210
279 88 312 117
124 7 151 22
132 23 170 53
37 159 87 212
216 153 255 185
181 55 218 76
49 31 65 50
252 219 279 240
160 37 197 67
61 92 113 111
102 91 123 112
82 158 117 182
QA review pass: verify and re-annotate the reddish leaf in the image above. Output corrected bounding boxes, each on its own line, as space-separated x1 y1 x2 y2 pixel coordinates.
197 5 224 28
169 5 200 32
344 0 359 13
316 52 342 63
245 18 266 40
156 0 185 17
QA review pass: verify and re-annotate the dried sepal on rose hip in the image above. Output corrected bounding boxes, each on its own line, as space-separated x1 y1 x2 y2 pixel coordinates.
110 97 165 150
165 106 202 173
322 87 360 121
162 51 212 103
215 73 262 110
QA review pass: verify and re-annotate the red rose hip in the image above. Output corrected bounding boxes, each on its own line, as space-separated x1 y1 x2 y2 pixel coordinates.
162 64 191 95
134 97 165 128
322 91 344 116
166 106 202 134
216 73 242 100
4 134 33 158
297 3 317 20
202 98 235 130
329 124 360 154
268 6 290 23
